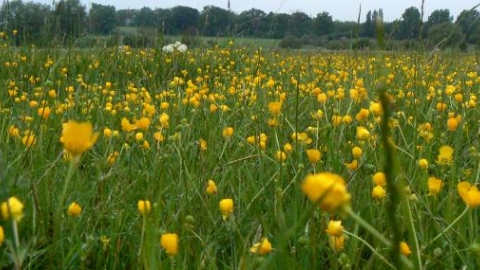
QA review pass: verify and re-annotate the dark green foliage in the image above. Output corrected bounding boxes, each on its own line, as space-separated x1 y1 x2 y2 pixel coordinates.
89 3 116 35
53 0 87 45
279 35 301 49
426 22 464 49
0 2 478 50
200 5 235 36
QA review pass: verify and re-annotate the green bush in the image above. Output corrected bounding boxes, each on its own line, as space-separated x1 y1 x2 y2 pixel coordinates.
279 35 302 49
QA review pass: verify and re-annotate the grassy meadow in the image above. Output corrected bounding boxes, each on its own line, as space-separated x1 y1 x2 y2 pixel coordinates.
0 39 480 269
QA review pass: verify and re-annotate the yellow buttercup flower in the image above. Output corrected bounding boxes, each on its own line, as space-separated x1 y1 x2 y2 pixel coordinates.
8 125 20 138
427 177 443 196
345 159 358 170
306 149 321 164
160 233 179 257
268 101 282 116
355 108 370 121
103 128 113 137
37 106 51 120
121 118 137 132
447 117 460 131
22 131 36 147
457 182 480 208
418 158 428 170
329 235 345 252
356 126 370 140
301 173 350 213
312 109 324 120
135 132 144 143
137 200 152 215
100 235 110 251
351 146 363 159
317 93 327 103
325 220 344 237
283 143 293 153
275 150 287 162
219 198 234 220
61 120 99 159
291 132 312 144
136 117 151 131
222 127 234 138
369 102 383 116
250 238 272 255
67 202 82 217
1 196 24 222
206 180 218 195
372 172 386 187
436 145 453 166
342 115 353 125
199 138 208 151
400 241 411 256
154 132 165 143
0 225 4 246
107 151 120 165
372 185 386 200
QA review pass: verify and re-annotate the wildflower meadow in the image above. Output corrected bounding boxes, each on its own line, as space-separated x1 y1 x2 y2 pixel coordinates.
0 36 480 269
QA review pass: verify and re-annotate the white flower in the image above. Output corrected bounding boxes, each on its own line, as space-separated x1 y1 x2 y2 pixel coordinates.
177 44 188 53
162 44 174 53
173 41 182 48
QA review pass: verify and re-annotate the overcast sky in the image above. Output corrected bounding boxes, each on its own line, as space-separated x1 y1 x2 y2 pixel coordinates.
35 0 480 22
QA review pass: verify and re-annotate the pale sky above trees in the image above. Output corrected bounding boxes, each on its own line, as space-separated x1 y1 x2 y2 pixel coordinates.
34 0 479 22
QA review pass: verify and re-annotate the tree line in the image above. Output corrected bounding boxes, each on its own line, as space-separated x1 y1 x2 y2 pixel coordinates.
0 0 479 49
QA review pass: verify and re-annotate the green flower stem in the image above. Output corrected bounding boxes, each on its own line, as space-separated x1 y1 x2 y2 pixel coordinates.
170 257 175 270
405 198 423 270
59 158 77 211
346 208 391 247
12 219 22 270
423 206 469 250
346 208 414 269
138 216 146 257
343 230 395 270
54 157 78 264
12 219 20 253
379 88 403 268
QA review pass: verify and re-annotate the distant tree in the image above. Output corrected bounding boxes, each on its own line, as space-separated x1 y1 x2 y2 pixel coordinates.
264 12 290 38
0 1 51 45
133 7 156 28
0 0 24 33
89 3 116 34
427 22 464 49
313 12 334 37
288 11 312 37
398 7 421 39
54 0 87 44
424 9 453 36
362 10 374 37
372 10 379 22
156 8 174 35
116 9 137 26
171 6 199 34
333 20 356 38
456 9 480 44
378 9 384 21
236 8 267 37
427 9 453 25
200 5 235 36
21 2 51 44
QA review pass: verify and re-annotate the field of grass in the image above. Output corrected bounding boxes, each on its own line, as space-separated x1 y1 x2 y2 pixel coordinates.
0 40 480 269
117 26 280 49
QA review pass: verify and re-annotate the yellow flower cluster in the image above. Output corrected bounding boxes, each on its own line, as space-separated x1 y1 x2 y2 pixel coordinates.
301 172 350 213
